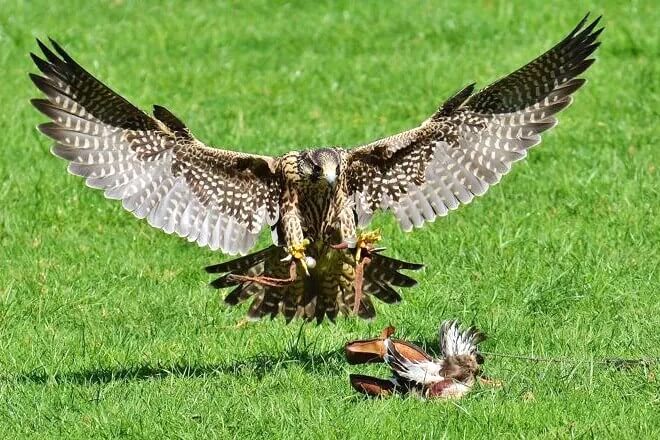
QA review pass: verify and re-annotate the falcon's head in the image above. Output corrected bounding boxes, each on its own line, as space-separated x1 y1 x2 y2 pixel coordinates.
298 148 342 185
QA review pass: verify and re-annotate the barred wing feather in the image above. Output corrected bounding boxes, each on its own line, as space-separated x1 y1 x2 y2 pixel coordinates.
346 15 602 231
31 39 280 255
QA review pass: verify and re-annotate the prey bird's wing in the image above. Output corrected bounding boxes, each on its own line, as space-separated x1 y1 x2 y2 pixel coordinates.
383 339 444 385
346 15 602 231
439 320 485 358
31 39 281 255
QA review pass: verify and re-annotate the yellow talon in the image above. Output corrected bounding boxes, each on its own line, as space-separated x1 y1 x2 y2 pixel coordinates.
357 229 382 247
235 317 250 328
287 238 311 275
288 238 310 260
355 229 382 262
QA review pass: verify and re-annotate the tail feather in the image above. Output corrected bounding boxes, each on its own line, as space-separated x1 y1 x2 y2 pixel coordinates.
204 247 273 274
369 253 425 271
366 280 401 304
225 281 259 306
248 289 281 320
366 255 418 285
357 295 376 320
206 245 422 323
281 288 302 322
209 273 238 289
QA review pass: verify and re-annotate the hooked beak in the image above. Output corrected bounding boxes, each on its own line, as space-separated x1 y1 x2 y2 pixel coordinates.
322 164 337 185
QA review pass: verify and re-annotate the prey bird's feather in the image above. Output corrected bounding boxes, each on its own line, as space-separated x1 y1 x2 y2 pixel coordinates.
384 339 445 385
379 320 486 398
439 319 485 358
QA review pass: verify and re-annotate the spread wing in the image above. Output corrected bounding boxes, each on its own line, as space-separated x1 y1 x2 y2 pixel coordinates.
346 15 602 231
383 338 445 385
438 320 485 358
31 39 281 255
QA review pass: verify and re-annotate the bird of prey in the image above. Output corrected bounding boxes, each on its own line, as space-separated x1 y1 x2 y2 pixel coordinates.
347 320 486 399
30 14 602 322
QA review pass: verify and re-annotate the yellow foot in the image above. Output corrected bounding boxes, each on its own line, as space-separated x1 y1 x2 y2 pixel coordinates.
355 229 382 262
287 238 310 260
284 239 314 275
235 317 251 328
478 376 503 388
220 317 251 329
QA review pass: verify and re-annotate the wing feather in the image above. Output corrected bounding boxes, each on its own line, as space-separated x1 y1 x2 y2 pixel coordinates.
31 39 281 255
346 15 602 231
383 339 444 385
438 320 485 358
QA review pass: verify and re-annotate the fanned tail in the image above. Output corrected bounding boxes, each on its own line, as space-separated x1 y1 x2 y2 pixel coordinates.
205 246 423 323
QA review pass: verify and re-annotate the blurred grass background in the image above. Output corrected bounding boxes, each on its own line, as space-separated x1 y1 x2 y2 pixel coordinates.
0 0 658 438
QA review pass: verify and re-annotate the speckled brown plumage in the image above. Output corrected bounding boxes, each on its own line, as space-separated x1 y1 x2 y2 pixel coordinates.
31 14 602 322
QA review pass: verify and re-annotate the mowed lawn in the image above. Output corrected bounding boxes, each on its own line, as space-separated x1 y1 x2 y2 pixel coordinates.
1 0 658 438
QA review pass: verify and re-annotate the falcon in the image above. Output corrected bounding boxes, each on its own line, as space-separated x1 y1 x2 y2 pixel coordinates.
346 320 486 399
30 15 602 322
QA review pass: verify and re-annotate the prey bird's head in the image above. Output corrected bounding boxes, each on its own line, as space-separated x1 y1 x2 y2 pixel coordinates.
438 320 486 379
298 148 342 186
441 354 482 381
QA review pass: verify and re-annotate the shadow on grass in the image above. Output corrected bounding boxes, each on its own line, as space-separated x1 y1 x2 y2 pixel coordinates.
11 322 351 385
12 344 346 385
11 330 517 386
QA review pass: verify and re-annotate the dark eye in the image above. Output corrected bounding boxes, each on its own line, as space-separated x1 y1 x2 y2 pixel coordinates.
312 164 322 176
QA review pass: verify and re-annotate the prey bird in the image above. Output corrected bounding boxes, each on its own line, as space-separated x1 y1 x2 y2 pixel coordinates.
347 320 486 399
30 14 602 322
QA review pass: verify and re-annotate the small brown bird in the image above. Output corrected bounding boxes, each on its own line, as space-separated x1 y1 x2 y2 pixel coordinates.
347 320 486 399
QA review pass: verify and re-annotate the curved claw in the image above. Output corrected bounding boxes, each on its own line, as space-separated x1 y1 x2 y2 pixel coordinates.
299 257 310 276
355 229 382 262
284 239 312 276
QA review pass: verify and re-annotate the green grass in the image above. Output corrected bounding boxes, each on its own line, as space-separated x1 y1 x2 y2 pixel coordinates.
1 0 658 438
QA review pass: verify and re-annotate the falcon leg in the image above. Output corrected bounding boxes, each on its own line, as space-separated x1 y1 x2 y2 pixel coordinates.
280 208 316 276
353 253 371 314
328 229 382 314
329 229 382 259
350 229 381 314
